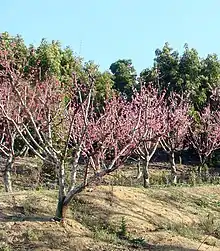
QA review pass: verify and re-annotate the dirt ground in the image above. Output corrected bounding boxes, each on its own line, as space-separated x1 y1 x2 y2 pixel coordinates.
1 185 220 250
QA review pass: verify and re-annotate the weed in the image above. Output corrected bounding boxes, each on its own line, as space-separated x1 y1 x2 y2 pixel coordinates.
93 228 119 244
214 201 220 207
199 213 220 238
193 197 209 208
129 237 148 248
156 220 202 240
111 171 132 186
23 229 41 241
118 217 128 239
150 171 170 186
106 184 114 206
0 244 11 251
188 170 197 186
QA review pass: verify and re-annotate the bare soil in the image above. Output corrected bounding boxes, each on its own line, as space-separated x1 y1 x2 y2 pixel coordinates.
1 185 220 250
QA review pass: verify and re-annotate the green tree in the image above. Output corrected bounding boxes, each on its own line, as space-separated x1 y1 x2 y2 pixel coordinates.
179 47 220 110
178 44 204 109
140 43 180 98
28 39 84 84
94 71 114 104
0 32 29 70
200 54 220 108
78 60 114 105
140 42 220 110
110 59 137 98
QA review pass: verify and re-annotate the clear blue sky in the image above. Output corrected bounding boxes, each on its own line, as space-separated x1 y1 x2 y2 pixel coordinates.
1 0 220 73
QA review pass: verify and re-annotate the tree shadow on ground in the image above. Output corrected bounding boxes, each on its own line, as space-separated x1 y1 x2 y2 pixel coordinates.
1 226 91 251
7 229 201 251
0 193 208 251
147 244 198 251
0 211 53 222
76 191 172 228
71 191 214 251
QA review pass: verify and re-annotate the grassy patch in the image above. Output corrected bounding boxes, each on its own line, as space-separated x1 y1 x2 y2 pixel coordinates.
1 183 220 250
0 244 12 251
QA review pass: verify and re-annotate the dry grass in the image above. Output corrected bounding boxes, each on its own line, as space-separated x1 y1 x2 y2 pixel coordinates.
0 185 220 250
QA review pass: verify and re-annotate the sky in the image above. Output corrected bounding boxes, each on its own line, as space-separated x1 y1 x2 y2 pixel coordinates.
1 0 220 73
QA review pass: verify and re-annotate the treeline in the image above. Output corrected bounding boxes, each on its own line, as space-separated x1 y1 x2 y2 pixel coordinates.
2 32 220 110
0 32 220 220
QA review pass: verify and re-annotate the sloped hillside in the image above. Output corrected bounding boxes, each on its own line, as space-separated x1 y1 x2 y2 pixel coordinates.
1 185 220 250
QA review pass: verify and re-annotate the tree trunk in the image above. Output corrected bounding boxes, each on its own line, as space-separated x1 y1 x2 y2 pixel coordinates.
3 155 14 193
169 151 177 184
70 164 77 189
179 154 182 165
143 156 150 188
69 147 82 191
55 195 69 221
136 157 142 179
198 154 206 174
55 160 66 221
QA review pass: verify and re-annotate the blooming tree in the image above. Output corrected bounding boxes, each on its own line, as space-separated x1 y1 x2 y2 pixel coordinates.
132 85 167 187
189 105 220 171
160 93 190 184
82 95 141 174
0 102 16 192
0 49 144 220
59 93 143 218
0 68 27 192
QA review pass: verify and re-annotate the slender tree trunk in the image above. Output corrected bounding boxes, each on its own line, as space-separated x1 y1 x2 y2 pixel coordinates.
179 153 182 165
143 156 150 188
23 146 29 157
69 147 82 191
169 151 177 184
54 144 134 221
55 196 65 220
70 164 77 189
136 157 142 179
198 155 206 174
3 154 14 193
55 160 66 221
55 196 69 221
